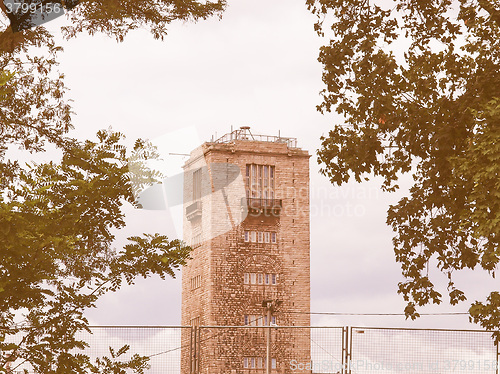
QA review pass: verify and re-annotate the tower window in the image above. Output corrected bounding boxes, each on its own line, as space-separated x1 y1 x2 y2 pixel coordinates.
193 168 202 201
243 230 276 244
190 275 202 290
244 315 271 326
245 273 277 286
257 357 263 369
264 232 270 243
246 164 275 199
191 232 202 248
244 315 255 326
264 316 277 325
251 231 257 243
244 357 271 369
243 357 259 369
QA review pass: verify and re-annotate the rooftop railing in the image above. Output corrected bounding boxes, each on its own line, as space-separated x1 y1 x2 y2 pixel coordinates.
212 127 298 149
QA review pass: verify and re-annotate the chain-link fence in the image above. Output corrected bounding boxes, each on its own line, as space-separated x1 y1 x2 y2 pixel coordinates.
77 326 188 374
190 326 343 373
348 327 498 374
2 326 188 374
2 326 498 373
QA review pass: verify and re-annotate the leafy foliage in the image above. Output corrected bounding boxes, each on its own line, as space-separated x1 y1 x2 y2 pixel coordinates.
0 0 225 371
60 0 225 41
0 0 225 158
309 0 500 338
0 130 191 373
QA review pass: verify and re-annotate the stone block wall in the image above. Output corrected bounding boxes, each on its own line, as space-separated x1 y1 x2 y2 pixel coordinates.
181 138 311 373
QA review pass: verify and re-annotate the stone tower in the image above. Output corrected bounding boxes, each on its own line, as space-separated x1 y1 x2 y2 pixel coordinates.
181 127 310 373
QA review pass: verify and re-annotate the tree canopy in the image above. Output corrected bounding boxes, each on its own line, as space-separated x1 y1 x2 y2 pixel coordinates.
308 0 500 337
0 130 190 373
0 0 225 372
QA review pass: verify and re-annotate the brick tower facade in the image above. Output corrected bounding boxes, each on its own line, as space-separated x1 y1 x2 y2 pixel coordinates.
181 127 310 373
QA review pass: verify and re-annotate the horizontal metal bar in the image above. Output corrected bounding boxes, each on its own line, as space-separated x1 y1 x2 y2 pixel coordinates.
350 326 495 333
87 325 189 329
196 325 344 329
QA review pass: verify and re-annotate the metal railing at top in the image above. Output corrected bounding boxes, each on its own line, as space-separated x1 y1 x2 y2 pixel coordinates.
213 128 298 149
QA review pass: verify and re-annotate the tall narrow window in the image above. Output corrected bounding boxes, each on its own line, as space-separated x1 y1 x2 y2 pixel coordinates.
258 165 263 197
271 232 277 243
264 232 270 243
246 164 275 200
251 231 257 243
270 167 275 199
257 357 263 369
255 316 263 326
246 315 260 326
193 168 202 201
258 231 264 243
264 316 277 325
246 165 250 193
190 275 201 290
251 164 257 197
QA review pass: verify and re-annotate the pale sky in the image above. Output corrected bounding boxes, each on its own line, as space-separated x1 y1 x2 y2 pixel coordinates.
38 0 497 329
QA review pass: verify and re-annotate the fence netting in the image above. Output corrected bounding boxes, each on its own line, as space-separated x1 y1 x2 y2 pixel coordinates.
2 326 498 373
349 327 498 374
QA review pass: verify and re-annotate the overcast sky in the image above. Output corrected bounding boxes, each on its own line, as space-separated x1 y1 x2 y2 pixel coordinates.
40 0 497 329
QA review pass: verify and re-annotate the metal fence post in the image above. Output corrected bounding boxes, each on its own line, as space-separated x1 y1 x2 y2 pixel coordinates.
189 326 193 374
196 326 201 374
342 326 349 374
341 326 345 374
496 340 498 374
191 326 198 374
348 326 352 374
266 308 272 374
